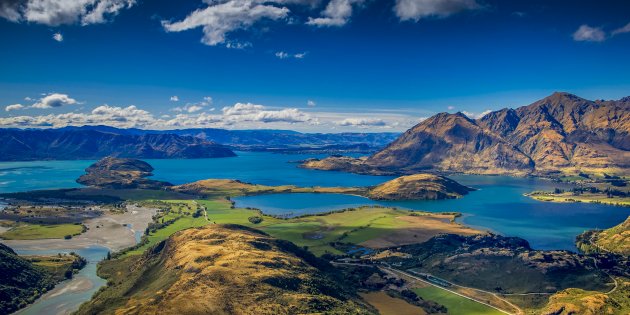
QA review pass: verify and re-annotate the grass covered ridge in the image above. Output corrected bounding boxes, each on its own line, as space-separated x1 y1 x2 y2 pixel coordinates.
76 224 374 315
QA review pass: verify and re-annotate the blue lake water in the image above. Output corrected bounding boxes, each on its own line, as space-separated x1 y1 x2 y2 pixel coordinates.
0 160 94 193
147 151 391 187
234 174 630 251
1 151 628 252
1 151 629 313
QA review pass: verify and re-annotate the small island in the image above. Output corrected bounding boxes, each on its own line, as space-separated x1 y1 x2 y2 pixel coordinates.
77 157 172 190
367 173 475 200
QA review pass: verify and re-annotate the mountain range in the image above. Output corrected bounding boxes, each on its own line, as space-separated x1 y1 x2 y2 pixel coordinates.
0 129 237 161
305 92 630 176
0 127 399 161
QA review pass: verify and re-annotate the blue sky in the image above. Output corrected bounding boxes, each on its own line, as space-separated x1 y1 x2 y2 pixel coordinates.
0 0 629 131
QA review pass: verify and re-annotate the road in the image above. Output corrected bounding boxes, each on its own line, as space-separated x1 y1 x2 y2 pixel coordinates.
332 261 520 315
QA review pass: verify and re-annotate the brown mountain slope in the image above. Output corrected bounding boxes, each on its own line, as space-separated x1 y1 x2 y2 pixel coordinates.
75 224 374 315
366 112 534 175
337 92 629 176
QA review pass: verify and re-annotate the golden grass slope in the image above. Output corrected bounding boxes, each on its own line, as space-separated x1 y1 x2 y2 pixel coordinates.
76 224 374 315
541 279 630 315
592 216 630 255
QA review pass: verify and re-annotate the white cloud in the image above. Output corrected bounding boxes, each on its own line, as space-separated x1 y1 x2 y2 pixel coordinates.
612 22 630 36
162 0 290 46
225 40 252 49
394 0 481 21
0 105 154 128
275 51 289 59
170 95 179 102
462 109 491 119
52 32 63 42
24 97 33 101
447 105 455 110
336 117 386 127
572 24 606 42
306 0 363 27
222 102 311 123
275 51 306 59
186 105 203 113
172 96 213 113
31 93 78 109
307 100 316 106
0 0 23 22
0 0 135 26
1 98 419 131
5 104 25 112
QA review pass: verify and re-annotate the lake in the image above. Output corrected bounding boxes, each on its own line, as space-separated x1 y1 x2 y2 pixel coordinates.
1 151 629 314
234 175 630 251
1 152 628 252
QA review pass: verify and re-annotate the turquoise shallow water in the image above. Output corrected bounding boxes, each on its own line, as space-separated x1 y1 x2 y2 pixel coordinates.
0 160 94 193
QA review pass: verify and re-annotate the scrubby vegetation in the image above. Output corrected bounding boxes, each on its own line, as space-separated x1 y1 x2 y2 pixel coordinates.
0 244 86 314
577 216 630 255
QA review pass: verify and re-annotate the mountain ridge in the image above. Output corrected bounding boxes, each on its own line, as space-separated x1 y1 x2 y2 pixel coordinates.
305 92 629 176
0 129 236 161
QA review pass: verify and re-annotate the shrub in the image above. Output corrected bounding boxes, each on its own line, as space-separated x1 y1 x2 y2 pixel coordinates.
248 216 263 224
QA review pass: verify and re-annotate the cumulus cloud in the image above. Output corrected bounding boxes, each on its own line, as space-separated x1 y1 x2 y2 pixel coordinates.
572 24 606 42
447 105 455 110
307 0 363 27
221 102 312 124
0 105 154 128
0 0 135 26
1 98 418 131
612 22 630 36
31 93 78 109
162 0 290 46
394 0 481 21
5 104 25 111
307 100 316 107
52 32 63 42
462 109 491 119
170 96 179 102
336 117 386 127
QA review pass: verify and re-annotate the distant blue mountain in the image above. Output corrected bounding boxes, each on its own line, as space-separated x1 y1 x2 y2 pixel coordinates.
0 126 399 161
